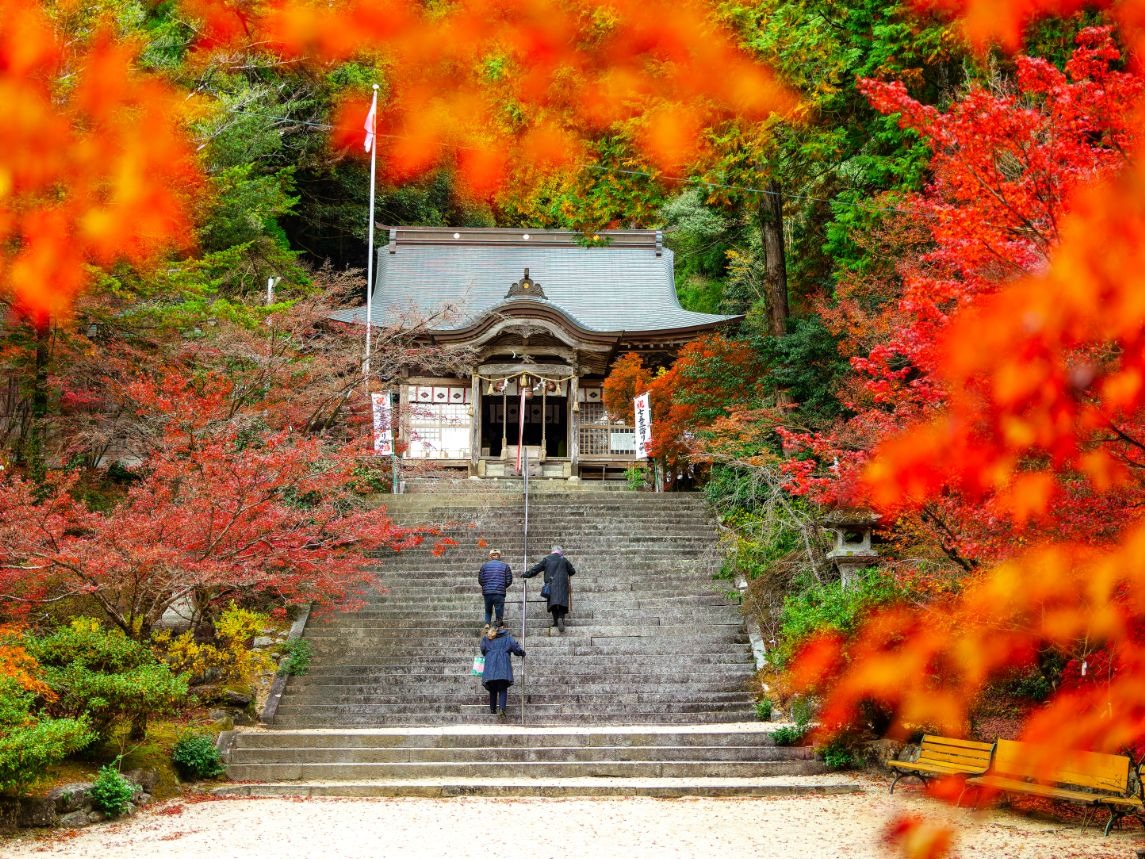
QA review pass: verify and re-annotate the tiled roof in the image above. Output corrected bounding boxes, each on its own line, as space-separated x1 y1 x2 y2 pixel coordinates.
328 228 738 334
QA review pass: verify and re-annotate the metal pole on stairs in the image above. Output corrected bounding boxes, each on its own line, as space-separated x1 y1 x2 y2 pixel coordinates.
520 445 528 725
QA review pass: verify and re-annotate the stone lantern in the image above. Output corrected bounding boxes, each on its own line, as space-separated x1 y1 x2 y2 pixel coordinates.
822 509 880 588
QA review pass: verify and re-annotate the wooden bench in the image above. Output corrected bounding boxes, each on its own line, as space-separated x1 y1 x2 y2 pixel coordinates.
887 735 994 793
963 739 1145 835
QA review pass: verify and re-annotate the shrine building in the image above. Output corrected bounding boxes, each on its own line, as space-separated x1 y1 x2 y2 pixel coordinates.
331 227 739 480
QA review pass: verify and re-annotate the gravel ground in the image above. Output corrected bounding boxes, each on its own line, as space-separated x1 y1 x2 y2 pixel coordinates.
2 780 1141 859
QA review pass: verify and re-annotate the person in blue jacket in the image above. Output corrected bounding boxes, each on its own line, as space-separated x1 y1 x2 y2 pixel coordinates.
477 548 513 626
480 621 525 719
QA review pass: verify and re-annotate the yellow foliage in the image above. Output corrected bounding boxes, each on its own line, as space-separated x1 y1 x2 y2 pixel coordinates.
151 605 275 686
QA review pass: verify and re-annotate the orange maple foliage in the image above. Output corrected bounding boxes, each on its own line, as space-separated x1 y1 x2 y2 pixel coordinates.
602 352 652 422
185 0 797 189
0 1 202 324
883 815 954 859
3 0 794 322
0 624 53 701
788 5 1145 859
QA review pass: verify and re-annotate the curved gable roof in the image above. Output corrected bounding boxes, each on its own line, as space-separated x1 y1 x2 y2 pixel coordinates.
329 227 739 335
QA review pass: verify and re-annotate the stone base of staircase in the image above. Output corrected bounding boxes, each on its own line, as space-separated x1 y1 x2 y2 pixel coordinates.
214 776 862 799
220 724 862 798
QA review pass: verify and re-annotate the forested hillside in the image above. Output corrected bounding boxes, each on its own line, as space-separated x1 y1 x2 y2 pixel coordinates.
4 2 1145 852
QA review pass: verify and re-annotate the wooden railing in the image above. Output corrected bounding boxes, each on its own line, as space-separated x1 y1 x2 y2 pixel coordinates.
578 424 636 457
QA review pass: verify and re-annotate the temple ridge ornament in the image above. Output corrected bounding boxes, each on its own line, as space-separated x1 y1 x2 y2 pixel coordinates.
506 267 546 299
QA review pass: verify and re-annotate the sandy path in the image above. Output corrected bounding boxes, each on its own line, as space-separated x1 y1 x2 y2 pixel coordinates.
2 786 1140 858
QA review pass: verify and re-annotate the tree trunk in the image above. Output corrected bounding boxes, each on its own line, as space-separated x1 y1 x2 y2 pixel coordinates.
129 711 148 741
758 179 789 337
22 321 51 484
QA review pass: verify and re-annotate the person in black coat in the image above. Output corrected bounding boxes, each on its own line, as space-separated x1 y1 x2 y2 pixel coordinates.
477 548 513 626
523 545 576 632
480 621 525 719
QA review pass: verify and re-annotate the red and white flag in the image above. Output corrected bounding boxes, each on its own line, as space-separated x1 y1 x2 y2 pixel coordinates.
364 90 377 153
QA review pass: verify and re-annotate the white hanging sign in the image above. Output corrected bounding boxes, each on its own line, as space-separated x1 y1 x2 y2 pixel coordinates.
371 392 393 456
634 391 653 459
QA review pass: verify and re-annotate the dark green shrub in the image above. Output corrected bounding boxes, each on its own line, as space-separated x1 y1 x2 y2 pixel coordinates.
172 734 226 780
770 569 906 669
277 638 311 676
771 694 814 746
754 698 773 721
772 725 809 746
91 763 135 818
28 620 188 738
789 696 814 728
0 678 95 793
817 736 862 771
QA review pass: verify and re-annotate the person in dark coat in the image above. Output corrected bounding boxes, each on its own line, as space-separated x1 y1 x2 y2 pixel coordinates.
523 544 576 632
480 621 525 719
477 548 513 626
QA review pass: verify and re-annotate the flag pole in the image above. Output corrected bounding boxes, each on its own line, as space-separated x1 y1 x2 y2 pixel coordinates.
363 84 379 386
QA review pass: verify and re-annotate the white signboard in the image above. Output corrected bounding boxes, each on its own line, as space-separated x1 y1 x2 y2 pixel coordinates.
610 431 636 453
633 391 653 459
371 392 393 456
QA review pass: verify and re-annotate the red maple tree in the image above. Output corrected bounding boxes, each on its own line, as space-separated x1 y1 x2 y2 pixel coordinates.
783 20 1145 858
0 370 433 639
780 27 1142 563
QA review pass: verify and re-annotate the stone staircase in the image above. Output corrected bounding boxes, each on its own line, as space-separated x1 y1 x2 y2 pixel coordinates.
221 490 853 797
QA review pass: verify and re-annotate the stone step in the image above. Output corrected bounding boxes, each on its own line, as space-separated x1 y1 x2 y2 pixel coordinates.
233 725 781 744
304 629 744 639
232 727 783 748
271 713 754 727
290 664 746 676
282 693 754 708
230 745 808 765
224 759 820 781
272 702 754 720
287 671 751 689
214 776 859 800
315 613 738 626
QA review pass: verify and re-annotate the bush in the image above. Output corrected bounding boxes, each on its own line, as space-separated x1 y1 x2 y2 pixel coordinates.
152 604 275 687
771 694 814 746
29 620 188 738
770 569 906 669
172 734 226 780
277 638 311 676
754 698 773 721
817 736 862 771
772 725 809 746
789 695 814 728
90 762 135 818
0 679 95 793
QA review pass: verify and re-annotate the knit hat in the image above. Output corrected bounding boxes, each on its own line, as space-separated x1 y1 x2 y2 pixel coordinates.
552 545 563 554
489 549 501 557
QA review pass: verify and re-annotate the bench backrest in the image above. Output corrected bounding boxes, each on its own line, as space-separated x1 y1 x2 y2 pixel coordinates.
991 739 1130 793
917 735 994 770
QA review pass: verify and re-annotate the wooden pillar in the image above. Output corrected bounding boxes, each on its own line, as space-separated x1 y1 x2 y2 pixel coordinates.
540 386 547 463
569 372 579 474
470 371 481 474
500 387 509 461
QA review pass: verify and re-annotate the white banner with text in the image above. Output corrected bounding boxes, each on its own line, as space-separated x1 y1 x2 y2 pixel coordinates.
634 391 653 459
